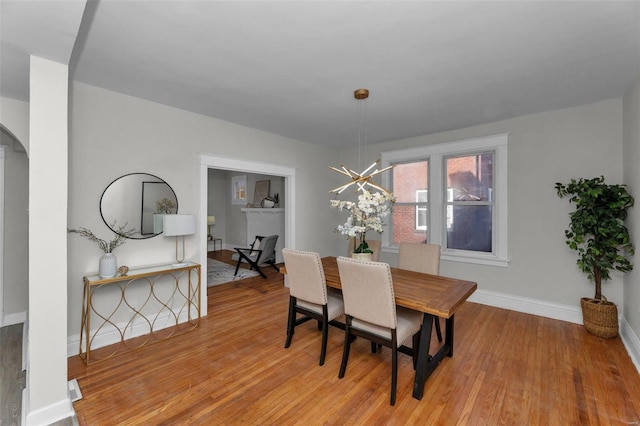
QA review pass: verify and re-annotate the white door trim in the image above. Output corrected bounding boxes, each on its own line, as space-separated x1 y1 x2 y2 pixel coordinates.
199 154 296 316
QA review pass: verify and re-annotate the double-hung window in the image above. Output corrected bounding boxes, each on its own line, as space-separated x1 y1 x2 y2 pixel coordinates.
390 160 430 244
381 134 508 267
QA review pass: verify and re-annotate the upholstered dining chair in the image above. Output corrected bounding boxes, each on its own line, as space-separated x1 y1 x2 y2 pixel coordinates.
282 248 345 366
398 242 443 342
232 235 279 278
347 238 381 261
336 256 422 405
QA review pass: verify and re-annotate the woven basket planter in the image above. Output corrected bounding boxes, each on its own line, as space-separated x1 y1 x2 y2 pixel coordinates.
580 297 618 338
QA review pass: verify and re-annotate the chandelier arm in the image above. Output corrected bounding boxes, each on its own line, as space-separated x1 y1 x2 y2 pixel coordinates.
329 181 357 193
365 181 392 194
328 165 353 177
361 161 379 176
340 165 355 176
368 165 394 178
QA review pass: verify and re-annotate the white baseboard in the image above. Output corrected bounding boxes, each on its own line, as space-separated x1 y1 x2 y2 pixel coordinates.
469 289 584 324
22 315 28 371
620 317 640 374
67 308 198 357
470 288 640 374
23 387 75 426
3 310 26 326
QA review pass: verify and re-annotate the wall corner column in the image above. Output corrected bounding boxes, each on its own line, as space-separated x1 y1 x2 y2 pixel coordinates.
25 55 73 425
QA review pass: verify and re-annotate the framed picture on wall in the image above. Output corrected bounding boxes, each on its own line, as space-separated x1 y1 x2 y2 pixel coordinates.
231 175 247 205
253 180 270 207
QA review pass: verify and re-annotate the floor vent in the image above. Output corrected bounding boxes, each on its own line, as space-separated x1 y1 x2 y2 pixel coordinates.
68 378 83 402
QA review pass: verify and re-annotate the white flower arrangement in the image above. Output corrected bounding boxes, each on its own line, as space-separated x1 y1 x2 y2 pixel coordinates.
330 190 395 253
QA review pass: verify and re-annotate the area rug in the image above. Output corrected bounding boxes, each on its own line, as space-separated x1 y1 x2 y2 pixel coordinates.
207 259 259 286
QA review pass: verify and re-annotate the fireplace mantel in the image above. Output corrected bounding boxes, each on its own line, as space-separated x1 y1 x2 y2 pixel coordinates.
241 208 285 215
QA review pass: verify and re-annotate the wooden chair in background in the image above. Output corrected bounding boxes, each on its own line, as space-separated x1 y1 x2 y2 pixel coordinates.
398 242 443 342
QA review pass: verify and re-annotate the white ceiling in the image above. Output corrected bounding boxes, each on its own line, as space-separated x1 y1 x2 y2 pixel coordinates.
1 1 639 148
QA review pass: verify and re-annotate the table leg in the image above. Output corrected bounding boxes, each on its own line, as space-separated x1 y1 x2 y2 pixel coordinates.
413 314 456 400
413 313 433 399
446 315 455 357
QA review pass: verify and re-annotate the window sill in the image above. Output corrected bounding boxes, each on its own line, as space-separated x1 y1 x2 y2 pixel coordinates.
441 252 510 268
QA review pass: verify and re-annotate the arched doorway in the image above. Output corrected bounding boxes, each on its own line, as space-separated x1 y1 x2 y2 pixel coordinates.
0 125 29 327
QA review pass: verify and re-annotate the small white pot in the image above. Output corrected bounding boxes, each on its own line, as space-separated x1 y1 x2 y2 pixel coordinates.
99 252 117 278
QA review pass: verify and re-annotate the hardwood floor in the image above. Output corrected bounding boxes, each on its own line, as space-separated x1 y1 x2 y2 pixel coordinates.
1 324 25 426
68 250 640 424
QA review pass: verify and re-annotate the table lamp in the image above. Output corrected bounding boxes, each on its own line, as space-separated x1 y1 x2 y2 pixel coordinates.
207 215 216 241
163 214 196 266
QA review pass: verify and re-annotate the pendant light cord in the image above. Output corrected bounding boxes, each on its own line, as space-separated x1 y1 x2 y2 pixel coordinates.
356 90 368 173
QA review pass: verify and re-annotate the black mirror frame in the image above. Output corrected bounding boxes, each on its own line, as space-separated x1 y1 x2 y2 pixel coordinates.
99 172 178 240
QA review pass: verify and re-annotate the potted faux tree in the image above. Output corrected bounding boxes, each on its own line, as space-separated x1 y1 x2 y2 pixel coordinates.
555 176 634 338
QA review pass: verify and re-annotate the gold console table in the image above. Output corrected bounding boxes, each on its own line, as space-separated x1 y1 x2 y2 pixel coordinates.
80 262 201 365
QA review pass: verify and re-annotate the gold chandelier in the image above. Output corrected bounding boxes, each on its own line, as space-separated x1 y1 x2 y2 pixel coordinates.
329 88 393 194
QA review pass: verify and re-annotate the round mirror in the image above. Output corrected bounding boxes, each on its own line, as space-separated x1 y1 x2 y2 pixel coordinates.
100 173 178 239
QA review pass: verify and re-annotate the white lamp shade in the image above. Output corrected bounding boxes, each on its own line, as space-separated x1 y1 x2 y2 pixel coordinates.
163 214 196 236
207 215 216 226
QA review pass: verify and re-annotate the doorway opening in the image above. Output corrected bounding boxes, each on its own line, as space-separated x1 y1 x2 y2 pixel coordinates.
199 154 296 316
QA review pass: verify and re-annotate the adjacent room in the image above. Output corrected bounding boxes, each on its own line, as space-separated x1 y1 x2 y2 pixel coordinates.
1 1 640 424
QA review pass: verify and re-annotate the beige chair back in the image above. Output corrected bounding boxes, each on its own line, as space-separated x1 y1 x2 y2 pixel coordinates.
347 238 381 262
398 243 441 275
336 256 396 329
282 248 327 306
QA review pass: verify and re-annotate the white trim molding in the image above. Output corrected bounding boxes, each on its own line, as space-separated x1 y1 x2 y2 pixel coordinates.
199 153 296 316
469 289 583 324
3 310 27 326
23 390 74 426
621 317 640 374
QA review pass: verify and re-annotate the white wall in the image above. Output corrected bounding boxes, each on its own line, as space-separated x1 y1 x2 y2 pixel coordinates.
623 73 640 342
67 82 341 339
352 99 625 311
1 131 28 321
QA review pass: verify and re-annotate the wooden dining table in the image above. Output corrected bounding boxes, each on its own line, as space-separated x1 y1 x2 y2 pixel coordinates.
319 256 477 400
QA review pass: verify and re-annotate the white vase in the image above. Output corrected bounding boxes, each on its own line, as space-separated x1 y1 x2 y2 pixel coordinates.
351 252 372 261
99 252 117 278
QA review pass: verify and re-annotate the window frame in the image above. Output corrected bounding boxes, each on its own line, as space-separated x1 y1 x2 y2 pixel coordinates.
381 133 509 267
415 189 428 231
